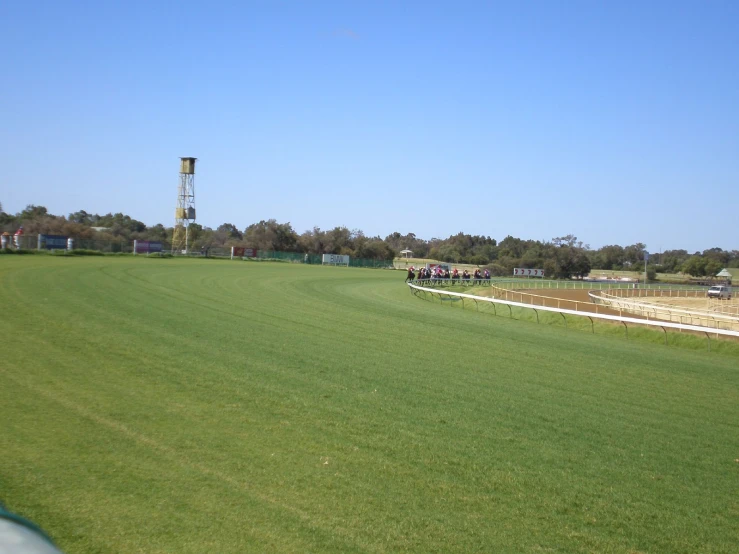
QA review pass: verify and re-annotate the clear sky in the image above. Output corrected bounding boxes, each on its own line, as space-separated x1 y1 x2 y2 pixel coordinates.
1 0 737 252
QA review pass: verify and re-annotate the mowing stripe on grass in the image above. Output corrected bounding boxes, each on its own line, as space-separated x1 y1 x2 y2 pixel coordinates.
1 257 737 553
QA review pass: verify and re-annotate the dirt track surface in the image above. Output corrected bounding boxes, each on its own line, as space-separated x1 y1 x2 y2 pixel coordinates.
499 287 649 320
459 285 738 340
510 288 737 333
518 289 592 301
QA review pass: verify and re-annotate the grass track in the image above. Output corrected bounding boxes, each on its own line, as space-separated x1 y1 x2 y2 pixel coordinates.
1 257 738 553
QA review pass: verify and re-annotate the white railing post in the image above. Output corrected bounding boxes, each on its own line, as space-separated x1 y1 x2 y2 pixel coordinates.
407 282 739 340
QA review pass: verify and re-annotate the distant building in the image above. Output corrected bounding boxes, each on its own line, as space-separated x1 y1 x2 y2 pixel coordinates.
717 268 734 284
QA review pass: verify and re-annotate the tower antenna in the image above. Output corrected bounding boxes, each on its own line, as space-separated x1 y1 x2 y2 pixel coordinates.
173 157 197 253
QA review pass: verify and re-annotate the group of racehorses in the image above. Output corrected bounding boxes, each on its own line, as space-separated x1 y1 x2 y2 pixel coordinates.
405 266 490 284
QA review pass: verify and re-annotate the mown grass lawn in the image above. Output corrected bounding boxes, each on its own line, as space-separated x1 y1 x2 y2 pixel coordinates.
1 256 737 553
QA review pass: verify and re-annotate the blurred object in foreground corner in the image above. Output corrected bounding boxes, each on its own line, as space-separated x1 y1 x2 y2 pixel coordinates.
0 503 64 554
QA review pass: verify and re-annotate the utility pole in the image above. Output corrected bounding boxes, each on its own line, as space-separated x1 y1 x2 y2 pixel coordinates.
644 250 649 285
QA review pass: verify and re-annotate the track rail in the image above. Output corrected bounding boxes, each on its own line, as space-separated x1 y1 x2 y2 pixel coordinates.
407 282 739 348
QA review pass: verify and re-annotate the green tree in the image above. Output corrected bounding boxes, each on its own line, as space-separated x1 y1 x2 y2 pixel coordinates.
325 226 352 254
591 245 625 270
0 202 14 227
659 250 689 273
216 223 243 241
469 254 489 266
520 244 545 269
498 235 527 258
68 210 92 225
704 259 723 277
19 205 49 220
682 256 707 277
355 238 394 260
623 243 647 265
485 263 509 277
147 223 169 241
384 232 430 258
298 227 326 254
702 247 730 266
571 251 592 279
243 219 298 251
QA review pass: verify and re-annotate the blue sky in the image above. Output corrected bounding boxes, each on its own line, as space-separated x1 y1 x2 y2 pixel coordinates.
1 0 737 252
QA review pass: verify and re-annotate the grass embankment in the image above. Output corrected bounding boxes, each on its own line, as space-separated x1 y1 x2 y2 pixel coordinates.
1 257 737 553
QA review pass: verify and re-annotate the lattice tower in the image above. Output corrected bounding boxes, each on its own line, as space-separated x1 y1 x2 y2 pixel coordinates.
172 157 197 253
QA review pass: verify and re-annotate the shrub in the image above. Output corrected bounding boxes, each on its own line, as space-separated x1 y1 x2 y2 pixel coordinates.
469 254 490 266
484 263 508 277
48 249 104 256
0 248 39 255
69 249 105 256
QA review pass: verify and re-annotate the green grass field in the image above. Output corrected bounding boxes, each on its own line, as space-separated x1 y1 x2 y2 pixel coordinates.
1 257 737 553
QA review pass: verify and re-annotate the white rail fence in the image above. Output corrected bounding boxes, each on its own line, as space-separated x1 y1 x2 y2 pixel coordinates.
407 283 739 350
595 287 739 317
590 290 739 331
495 279 721 293
490 281 739 331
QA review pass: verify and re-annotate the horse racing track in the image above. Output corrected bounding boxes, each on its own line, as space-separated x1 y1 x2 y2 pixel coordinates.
1 256 738 553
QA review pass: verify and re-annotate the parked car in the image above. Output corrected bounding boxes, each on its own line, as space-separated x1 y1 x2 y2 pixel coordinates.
707 285 732 300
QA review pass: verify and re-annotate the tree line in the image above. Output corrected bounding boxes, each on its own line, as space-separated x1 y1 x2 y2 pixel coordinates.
2 204 737 278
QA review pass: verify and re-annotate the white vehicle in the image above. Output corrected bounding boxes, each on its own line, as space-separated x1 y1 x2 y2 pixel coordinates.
707 285 732 300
